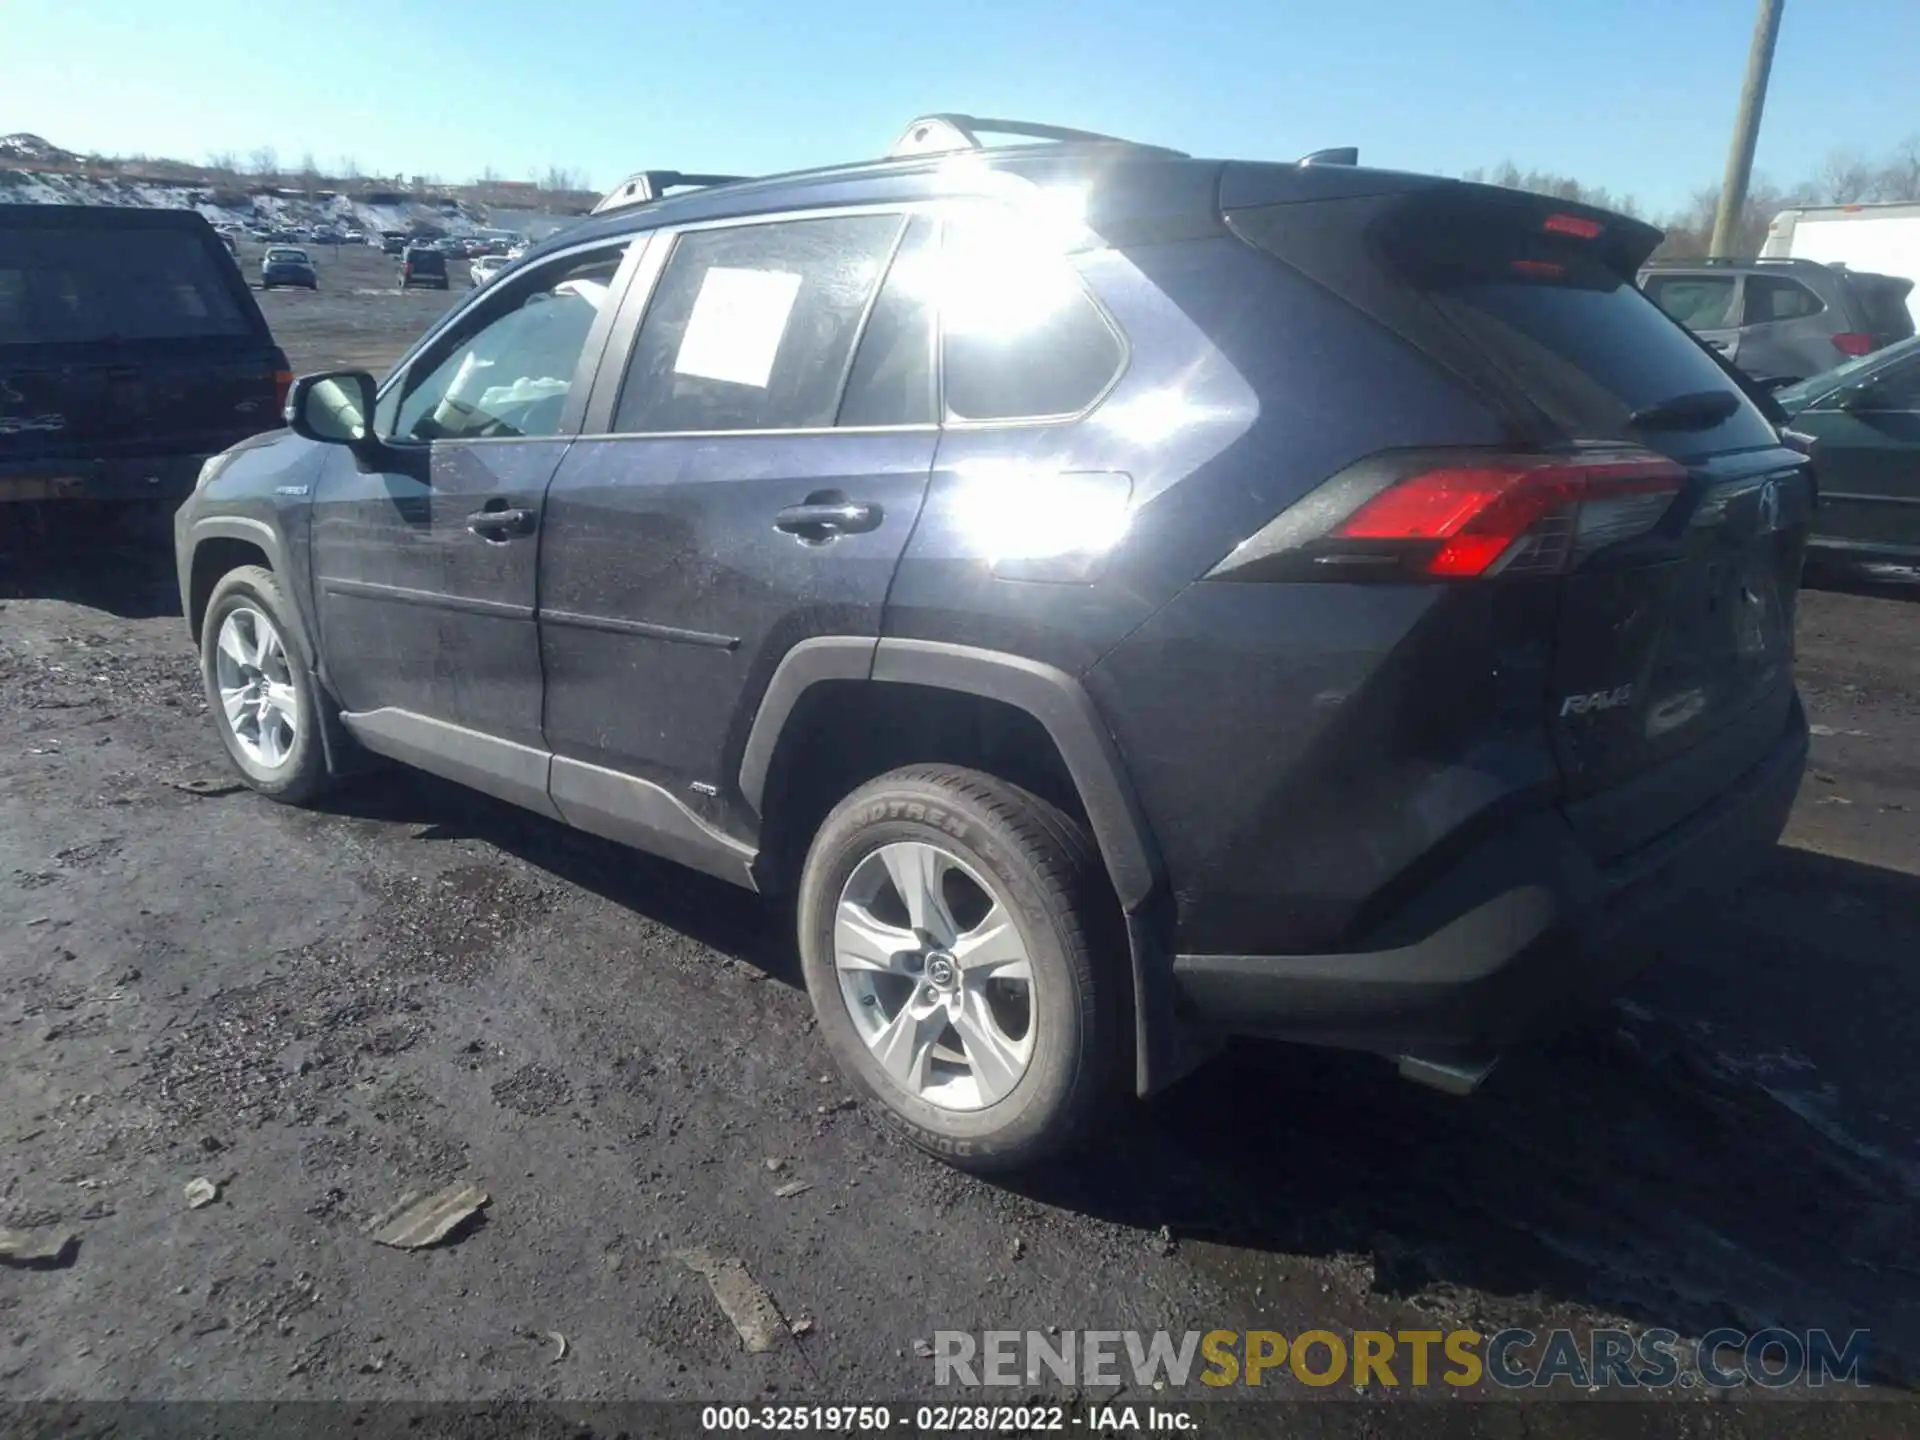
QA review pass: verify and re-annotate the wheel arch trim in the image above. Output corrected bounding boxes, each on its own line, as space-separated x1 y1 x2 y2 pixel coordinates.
739 637 1163 909
182 516 289 644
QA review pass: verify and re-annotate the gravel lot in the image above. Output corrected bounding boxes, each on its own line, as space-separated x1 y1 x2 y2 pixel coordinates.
3 270 1919 1428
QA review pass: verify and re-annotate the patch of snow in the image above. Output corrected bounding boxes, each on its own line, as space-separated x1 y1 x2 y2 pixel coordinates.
0 167 493 238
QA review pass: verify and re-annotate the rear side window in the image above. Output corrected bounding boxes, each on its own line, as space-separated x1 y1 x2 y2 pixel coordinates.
0 224 255 345
1643 274 1738 330
1743 275 1824 324
939 208 1124 421
616 213 903 434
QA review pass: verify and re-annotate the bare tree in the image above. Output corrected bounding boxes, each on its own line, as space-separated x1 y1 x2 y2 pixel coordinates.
1871 135 1920 202
1462 162 1640 218
248 146 278 181
205 150 240 180
538 164 586 193
1817 149 1875 205
298 150 320 200
336 155 361 183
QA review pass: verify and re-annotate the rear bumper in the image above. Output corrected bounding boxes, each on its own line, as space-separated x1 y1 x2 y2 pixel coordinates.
0 451 212 504
1171 699 1808 1055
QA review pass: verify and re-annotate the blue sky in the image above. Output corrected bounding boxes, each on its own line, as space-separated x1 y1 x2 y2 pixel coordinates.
6 0 1914 217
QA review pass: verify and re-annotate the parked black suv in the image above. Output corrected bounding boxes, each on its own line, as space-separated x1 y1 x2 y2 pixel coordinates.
174 115 1810 1170
400 246 449 290
2 205 290 508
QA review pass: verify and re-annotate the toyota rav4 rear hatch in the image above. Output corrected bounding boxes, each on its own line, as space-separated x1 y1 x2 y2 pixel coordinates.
1226 177 1811 863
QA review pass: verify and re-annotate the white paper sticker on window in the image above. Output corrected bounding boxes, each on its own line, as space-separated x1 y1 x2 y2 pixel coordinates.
673 266 802 389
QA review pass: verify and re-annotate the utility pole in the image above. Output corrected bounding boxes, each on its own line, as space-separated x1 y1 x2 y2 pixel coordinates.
1709 0 1786 258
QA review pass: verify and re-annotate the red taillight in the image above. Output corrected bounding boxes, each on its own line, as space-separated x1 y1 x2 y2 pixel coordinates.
1542 212 1603 240
1831 332 1875 357
1332 453 1686 578
274 369 293 415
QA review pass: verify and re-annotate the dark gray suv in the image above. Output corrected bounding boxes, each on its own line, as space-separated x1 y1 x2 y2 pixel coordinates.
1640 256 1914 385
173 114 1812 1171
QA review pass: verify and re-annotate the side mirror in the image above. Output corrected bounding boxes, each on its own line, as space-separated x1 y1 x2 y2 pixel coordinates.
1836 381 1884 413
286 371 380 457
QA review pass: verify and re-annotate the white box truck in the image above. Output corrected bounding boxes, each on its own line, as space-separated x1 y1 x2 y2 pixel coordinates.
1763 202 1920 327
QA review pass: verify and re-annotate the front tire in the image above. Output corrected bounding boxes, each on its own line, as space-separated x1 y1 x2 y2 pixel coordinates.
797 765 1119 1172
199 565 330 806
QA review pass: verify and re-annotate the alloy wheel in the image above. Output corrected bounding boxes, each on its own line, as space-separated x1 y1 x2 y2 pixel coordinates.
213 605 299 769
833 841 1037 1111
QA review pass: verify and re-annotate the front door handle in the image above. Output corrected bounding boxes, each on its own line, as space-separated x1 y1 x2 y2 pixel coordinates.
774 499 882 542
466 506 536 539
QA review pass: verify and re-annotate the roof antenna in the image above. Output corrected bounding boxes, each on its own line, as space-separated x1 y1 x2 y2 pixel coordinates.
1298 147 1359 167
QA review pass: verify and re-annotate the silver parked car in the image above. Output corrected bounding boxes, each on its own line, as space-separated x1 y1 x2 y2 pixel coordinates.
468 252 510 288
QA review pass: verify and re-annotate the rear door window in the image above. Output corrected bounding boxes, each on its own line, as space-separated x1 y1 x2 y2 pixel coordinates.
837 215 937 427
615 213 904 434
938 207 1124 421
0 224 256 345
1742 275 1824 324
1643 274 1739 330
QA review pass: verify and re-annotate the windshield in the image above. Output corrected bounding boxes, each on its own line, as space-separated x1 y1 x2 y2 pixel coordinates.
1774 335 1920 409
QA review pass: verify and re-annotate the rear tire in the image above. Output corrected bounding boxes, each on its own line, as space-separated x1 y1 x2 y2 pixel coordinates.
797 765 1119 1173
199 565 331 806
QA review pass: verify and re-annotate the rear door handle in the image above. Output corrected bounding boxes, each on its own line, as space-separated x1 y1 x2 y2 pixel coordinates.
774 499 882 541
1706 339 1730 352
466 506 536 539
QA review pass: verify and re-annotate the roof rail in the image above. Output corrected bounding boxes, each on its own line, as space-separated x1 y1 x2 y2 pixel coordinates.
888 113 1187 160
591 170 749 216
1298 147 1359 166
1643 255 1836 271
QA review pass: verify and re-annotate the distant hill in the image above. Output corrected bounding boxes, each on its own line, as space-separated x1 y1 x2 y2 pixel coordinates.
0 132 597 239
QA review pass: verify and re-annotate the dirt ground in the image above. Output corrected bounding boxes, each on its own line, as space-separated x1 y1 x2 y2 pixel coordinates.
3 272 1920 1431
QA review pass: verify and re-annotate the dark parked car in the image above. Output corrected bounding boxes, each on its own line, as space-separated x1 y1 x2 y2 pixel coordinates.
173 114 1811 1171
381 232 409 256
261 246 317 291
400 246 448 289
1777 336 1920 563
1 205 289 508
1640 256 1915 385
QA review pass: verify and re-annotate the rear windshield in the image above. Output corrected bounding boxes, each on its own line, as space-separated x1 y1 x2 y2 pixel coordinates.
1424 262 1780 456
1846 273 1917 340
0 224 258 346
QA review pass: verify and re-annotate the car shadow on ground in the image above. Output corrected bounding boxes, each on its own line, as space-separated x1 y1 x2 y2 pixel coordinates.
1009 842 1920 1387
1804 558 1920 603
0 510 182 619
316 765 802 986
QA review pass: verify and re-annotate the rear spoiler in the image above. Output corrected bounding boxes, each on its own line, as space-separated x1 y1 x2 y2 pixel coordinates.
1219 165 1665 280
